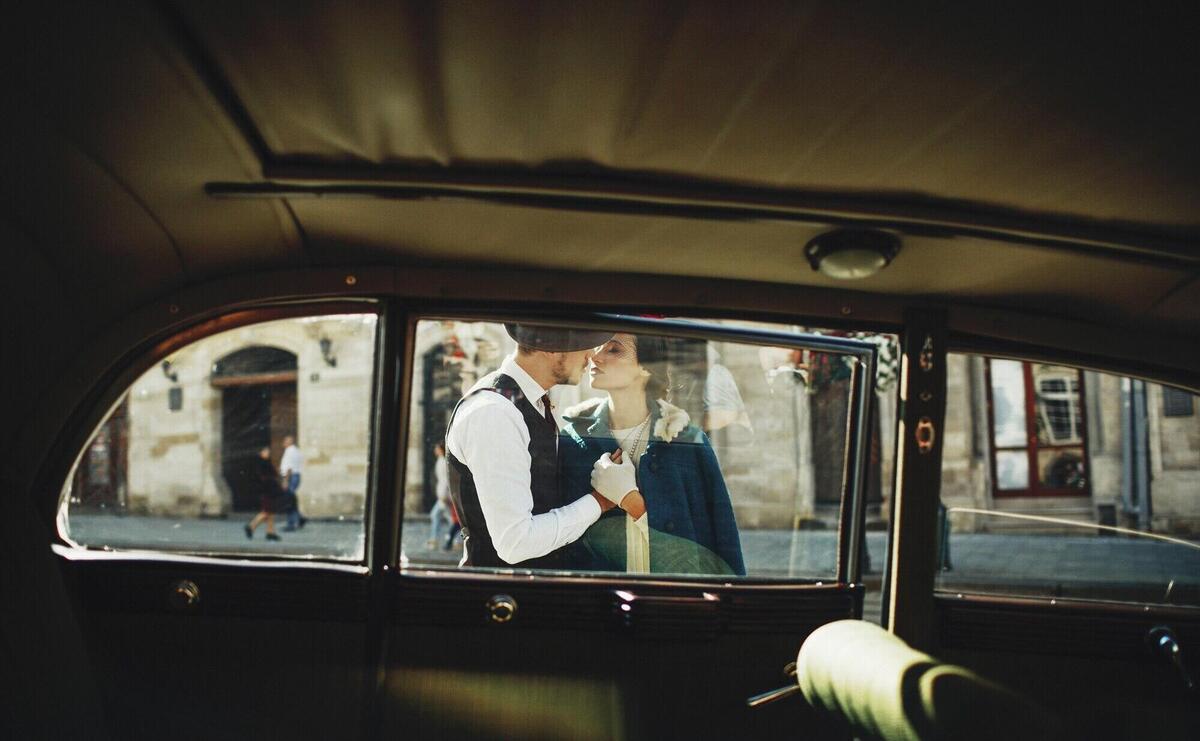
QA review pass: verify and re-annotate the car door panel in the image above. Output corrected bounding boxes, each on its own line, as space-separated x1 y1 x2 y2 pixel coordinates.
928 350 1200 739
377 315 879 739
63 558 371 741
380 576 860 739
936 598 1200 739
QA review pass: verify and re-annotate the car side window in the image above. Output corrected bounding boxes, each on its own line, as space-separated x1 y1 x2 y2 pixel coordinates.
937 353 1200 606
401 317 892 583
59 312 379 561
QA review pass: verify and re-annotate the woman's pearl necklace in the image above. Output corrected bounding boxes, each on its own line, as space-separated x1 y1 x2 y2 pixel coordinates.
616 413 651 463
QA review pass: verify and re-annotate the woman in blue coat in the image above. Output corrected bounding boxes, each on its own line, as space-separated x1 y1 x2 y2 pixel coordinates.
561 333 745 576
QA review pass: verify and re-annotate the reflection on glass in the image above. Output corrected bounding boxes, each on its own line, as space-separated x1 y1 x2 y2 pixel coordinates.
61 314 378 560
402 319 880 580
937 508 1200 608
1032 364 1083 445
995 450 1029 490
1038 448 1086 489
941 354 1200 608
990 359 1027 447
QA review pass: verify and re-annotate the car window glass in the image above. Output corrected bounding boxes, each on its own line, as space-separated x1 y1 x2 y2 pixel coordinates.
401 318 893 584
59 313 379 561
938 354 1200 606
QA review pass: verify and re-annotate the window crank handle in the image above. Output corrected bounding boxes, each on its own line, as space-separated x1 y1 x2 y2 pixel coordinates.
746 683 802 708
747 661 801 708
1148 626 1196 691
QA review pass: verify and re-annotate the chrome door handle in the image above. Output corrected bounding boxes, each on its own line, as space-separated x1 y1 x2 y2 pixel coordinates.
611 589 721 632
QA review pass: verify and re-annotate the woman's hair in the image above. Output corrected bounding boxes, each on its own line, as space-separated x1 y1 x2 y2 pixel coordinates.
632 334 675 404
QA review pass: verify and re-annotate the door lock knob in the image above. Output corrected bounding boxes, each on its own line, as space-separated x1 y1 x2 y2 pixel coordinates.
169 579 200 611
487 594 517 624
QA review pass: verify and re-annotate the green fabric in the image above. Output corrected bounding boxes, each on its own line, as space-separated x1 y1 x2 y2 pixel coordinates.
797 620 1060 741
577 515 735 576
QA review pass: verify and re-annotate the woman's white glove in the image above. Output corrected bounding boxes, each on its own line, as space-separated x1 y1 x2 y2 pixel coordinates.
591 452 638 507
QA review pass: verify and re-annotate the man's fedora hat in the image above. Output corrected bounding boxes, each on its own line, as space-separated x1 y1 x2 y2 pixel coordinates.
505 323 614 352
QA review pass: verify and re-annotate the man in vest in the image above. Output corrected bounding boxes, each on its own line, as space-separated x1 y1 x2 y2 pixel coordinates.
445 323 616 568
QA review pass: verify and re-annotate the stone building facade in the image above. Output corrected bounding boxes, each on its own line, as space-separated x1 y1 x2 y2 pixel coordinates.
70 317 1197 539
401 321 895 532
86 314 377 518
938 355 1200 536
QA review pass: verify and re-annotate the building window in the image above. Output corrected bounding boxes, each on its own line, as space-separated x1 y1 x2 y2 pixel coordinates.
986 359 1090 498
1163 387 1195 417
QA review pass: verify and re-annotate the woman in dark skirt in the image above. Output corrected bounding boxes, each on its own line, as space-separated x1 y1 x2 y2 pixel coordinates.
244 447 283 541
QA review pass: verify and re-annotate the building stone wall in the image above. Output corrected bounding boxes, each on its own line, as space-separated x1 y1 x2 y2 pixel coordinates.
1086 372 1124 510
941 355 989 533
1147 383 1200 534
125 315 376 518
111 315 1197 536
715 341 814 530
399 325 840 531
936 358 1200 536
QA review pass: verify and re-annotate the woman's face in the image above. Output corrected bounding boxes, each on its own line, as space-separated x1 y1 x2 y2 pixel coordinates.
589 333 648 392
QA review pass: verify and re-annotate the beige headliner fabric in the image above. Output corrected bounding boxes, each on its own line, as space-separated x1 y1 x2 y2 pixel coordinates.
180 1 1200 232
295 198 1187 327
0 0 1197 347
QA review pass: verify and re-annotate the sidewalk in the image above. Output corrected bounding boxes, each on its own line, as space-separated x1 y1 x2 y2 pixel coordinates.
67 513 1200 599
67 513 366 559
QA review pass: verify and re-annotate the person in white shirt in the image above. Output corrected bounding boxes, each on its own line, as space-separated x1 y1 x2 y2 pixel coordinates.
427 442 456 549
279 435 307 531
445 323 632 569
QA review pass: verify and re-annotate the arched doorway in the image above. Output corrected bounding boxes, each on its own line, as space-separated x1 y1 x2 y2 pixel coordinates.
212 346 298 512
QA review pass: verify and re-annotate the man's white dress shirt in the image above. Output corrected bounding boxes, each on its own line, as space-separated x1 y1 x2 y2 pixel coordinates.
434 455 451 502
446 354 601 565
280 444 304 476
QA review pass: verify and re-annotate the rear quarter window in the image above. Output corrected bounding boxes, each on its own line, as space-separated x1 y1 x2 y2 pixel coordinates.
937 354 1200 606
60 312 379 561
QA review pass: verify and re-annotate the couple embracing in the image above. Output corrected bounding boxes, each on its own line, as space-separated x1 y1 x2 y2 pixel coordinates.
444 323 744 576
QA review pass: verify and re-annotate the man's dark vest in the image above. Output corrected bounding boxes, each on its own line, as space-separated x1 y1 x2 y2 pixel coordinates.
445 373 566 569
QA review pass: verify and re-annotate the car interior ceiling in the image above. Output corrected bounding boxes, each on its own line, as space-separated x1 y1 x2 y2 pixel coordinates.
2 2 1199 740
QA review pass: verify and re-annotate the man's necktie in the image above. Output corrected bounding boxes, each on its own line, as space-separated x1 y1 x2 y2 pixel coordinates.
540 394 555 427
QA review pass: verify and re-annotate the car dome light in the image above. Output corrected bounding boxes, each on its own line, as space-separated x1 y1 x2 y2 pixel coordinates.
805 229 901 280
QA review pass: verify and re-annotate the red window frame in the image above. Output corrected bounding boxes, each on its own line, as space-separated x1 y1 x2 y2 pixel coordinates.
985 360 1091 498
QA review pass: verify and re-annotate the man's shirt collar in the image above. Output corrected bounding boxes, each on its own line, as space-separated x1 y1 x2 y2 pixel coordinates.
500 354 551 404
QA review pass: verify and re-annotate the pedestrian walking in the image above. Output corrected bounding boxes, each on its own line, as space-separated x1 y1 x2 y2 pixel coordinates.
245 447 283 541
280 435 307 531
426 442 455 549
